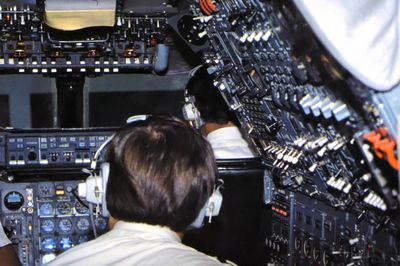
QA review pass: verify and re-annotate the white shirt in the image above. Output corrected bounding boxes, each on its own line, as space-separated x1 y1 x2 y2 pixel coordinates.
207 127 255 159
48 221 226 266
293 0 400 91
0 221 11 247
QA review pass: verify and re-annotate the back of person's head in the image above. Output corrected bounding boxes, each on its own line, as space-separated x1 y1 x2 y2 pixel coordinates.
105 115 216 232
186 65 236 125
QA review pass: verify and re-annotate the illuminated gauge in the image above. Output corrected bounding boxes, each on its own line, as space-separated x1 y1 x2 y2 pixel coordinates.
4 191 24 211
77 235 90 244
74 201 89 214
41 237 56 251
39 202 54 216
40 219 55 233
59 236 73 250
76 217 90 232
56 202 72 215
58 219 73 233
41 253 57 264
94 217 107 231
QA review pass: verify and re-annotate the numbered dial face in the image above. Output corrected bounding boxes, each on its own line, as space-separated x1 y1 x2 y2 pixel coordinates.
74 201 89 214
56 202 72 215
4 191 24 211
59 236 73 250
76 218 90 232
77 235 90 244
58 219 73 233
40 219 55 233
39 203 54 216
41 237 56 251
94 217 107 231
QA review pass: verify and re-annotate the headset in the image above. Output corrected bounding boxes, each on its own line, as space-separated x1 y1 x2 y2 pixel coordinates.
78 115 222 230
182 64 205 129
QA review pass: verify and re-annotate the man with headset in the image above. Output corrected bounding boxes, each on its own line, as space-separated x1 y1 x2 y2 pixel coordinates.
48 116 226 265
182 66 267 266
183 65 255 159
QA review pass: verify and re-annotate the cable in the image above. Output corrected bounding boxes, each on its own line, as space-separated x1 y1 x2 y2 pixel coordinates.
88 203 98 238
72 185 98 238
91 134 115 170
71 187 89 209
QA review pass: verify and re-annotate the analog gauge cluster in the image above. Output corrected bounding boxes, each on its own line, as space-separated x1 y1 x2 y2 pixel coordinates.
39 235 75 252
1 168 111 264
39 216 95 260
34 181 102 264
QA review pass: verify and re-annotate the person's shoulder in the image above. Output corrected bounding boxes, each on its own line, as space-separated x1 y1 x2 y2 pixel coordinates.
160 242 228 265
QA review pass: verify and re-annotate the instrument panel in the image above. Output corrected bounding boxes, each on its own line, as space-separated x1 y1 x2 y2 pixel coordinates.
169 0 400 265
1 180 108 265
0 0 174 75
0 129 113 265
0 128 114 180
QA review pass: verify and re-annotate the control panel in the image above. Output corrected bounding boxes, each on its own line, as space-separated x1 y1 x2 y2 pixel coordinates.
268 191 399 265
169 0 400 264
0 0 175 75
0 128 114 265
0 128 114 180
1 180 108 265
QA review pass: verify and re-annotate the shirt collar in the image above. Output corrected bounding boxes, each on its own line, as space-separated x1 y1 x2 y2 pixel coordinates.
113 221 181 243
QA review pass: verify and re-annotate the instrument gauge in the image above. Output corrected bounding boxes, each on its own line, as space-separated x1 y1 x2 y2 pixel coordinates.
39 202 54 216
4 191 24 211
74 201 89 214
56 202 72 215
77 235 90 244
59 236 73 250
76 217 90 232
41 237 56 251
94 217 108 231
58 218 73 233
40 219 55 233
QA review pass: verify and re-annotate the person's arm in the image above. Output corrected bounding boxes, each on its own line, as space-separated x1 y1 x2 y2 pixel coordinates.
0 222 20 266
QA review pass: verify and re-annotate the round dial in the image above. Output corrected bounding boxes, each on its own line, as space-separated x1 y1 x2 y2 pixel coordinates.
76 217 90 232
4 191 24 211
58 218 73 233
74 201 89 214
56 202 72 215
94 217 107 231
77 235 90 244
41 237 56 251
59 236 73 250
40 219 55 233
39 202 54 216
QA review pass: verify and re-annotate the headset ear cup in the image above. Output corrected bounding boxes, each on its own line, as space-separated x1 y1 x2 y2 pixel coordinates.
182 97 204 129
100 162 110 217
189 188 223 229
205 189 223 217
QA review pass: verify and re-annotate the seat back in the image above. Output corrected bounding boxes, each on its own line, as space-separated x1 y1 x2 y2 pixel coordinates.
183 158 269 266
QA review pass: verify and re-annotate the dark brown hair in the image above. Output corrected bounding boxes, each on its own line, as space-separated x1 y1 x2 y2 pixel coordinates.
186 65 237 125
106 115 216 232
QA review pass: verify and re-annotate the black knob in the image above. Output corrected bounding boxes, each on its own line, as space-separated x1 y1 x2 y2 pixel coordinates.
28 151 37 161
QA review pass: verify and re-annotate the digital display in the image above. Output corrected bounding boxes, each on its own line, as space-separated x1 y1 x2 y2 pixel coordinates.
6 192 23 203
4 191 24 211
